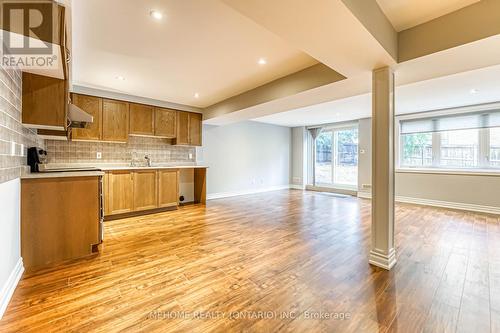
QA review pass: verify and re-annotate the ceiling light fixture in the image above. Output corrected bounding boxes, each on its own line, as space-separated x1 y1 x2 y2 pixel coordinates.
194 93 200 99
258 58 267 65
150 10 163 20
470 88 479 94
115 76 125 81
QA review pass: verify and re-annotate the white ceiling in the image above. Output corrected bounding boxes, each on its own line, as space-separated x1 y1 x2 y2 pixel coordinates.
254 63 500 127
376 0 480 31
71 0 316 107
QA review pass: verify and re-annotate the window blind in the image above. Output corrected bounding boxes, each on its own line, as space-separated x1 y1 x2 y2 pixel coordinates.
400 110 500 135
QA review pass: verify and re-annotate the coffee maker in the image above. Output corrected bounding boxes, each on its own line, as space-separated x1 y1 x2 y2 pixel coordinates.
27 147 48 172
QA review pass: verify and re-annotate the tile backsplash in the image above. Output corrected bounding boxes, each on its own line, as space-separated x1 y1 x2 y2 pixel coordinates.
0 65 43 183
45 136 196 165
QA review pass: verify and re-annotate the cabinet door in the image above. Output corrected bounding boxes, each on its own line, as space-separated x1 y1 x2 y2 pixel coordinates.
189 112 202 146
72 94 102 141
22 72 67 130
130 103 154 136
175 111 190 145
154 108 177 138
158 170 179 208
102 99 129 142
108 171 134 215
133 170 158 211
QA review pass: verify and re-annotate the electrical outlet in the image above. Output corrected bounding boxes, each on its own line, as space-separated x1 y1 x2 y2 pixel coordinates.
96 152 102 159
188 153 193 159
10 141 15 156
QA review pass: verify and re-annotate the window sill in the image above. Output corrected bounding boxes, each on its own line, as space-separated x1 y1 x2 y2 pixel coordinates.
396 168 500 177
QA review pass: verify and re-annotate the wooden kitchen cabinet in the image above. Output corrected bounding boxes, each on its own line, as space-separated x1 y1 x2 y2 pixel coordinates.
21 176 100 270
108 171 134 215
154 108 177 138
102 99 129 142
130 103 155 136
22 72 68 130
189 112 202 146
71 94 103 141
174 111 190 145
158 170 179 208
133 170 158 211
173 111 202 146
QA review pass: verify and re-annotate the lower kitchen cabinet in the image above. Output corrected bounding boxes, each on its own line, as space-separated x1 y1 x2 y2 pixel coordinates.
104 169 180 216
107 171 134 215
21 176 101 270
158 170 179 208
133 170 158 211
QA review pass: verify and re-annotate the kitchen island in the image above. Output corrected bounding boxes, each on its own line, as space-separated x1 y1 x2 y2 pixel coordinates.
21 171 104 270
40 164 208 219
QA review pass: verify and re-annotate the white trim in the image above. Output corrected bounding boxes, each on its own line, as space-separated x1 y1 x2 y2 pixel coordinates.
0 258 24 319
396 168 500 177
357 191 371 199
356 192 500 215
207 185 291 200
369 248 396 270
289 184 305 190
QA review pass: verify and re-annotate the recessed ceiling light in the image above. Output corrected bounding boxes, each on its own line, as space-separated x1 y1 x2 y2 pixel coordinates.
258 58 267 65
115 76 125 81
150 10 163 20
194 93 200 99
470 88 479 94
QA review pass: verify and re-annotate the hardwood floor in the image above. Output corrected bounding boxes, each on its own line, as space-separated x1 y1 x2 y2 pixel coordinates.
1 190 500 332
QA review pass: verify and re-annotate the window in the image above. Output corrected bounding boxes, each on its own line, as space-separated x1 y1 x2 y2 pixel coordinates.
312 126 358 187
398 108 500 170
333 128 358 185
440 129 479 168
491 128 500 167
315 130 332 184
401 133 432 167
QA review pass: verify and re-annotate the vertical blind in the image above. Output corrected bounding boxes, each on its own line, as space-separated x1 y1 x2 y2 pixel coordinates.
400 110 500 134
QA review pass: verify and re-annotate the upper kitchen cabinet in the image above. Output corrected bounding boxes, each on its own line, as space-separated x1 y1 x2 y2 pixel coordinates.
174 111 202 146
130 103 155 136
22 72 68 130
154 108 177 138
189 112 203 146
174 111 190 145
102 99 129 143
71 94 102 141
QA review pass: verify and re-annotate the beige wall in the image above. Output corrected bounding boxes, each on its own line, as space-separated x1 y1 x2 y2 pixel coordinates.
396 172 500 207
202 121 291 196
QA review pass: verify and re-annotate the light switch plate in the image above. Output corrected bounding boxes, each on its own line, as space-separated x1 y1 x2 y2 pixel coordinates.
96 152 102 159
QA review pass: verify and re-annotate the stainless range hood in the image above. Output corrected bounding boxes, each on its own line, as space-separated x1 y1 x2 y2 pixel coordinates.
68 103 94 128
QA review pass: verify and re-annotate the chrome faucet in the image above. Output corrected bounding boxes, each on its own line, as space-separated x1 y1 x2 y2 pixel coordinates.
145 155 152 167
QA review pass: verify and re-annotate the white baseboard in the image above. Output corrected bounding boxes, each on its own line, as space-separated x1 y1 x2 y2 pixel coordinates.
289 184 305 190
207 185 292 200
357 192 500 215
0 258 24 319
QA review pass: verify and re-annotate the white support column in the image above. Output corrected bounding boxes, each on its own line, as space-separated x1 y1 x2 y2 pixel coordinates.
369 66 396 270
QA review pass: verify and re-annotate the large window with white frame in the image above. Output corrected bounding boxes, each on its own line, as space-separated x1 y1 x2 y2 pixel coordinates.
309 124 359 188
398 106 500 170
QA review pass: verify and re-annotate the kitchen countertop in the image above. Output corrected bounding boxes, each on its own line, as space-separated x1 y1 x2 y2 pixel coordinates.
98 165 208 171
21 171 105 179
38 163 208 172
